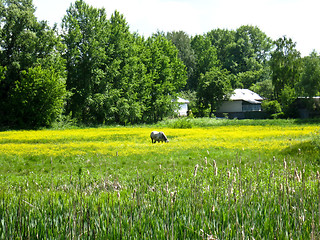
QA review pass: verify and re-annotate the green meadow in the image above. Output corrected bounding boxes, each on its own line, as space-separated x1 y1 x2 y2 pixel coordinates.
1 119 320 239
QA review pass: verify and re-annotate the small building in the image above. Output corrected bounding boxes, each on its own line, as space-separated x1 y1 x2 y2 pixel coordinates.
296 96 320 118
175 97 190 116
215 89 264 119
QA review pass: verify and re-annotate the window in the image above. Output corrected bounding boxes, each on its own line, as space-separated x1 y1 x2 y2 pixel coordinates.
242 102 261 112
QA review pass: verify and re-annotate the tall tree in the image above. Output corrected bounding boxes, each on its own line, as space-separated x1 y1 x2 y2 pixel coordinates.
62 0 109 123
250 79 274 100
10 65 67 127
143 35 187 122
207 26 272 88
298 51 320 98
270 36 301 100
62 2 186 124
166 31 196 86
106 11 148 124
197 67 232 117
190 35 219 90
0 0 66 128
235 26 272 68
206 28 235 72
207 26 272 72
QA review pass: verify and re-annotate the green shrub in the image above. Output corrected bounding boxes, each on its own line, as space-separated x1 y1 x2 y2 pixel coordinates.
170 118 193 128
262 100 283 118
10 66 67 128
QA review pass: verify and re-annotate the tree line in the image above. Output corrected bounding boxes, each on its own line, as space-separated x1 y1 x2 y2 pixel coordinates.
1 0 319 129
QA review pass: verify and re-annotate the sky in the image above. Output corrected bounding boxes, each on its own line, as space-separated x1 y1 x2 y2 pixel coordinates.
33 0 320 57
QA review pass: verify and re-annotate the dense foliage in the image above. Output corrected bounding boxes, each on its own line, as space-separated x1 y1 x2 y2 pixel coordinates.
0 0 67 128
1 0 320 128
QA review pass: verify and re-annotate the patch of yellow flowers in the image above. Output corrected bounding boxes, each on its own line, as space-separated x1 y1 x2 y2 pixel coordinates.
0 125 318 157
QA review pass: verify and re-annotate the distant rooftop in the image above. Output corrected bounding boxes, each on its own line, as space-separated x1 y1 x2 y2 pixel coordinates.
176 97 190 104
230 89 263 104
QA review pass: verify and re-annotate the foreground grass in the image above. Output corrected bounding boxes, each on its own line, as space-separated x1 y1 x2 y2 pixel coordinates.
1 157 320 239
0 120 320 239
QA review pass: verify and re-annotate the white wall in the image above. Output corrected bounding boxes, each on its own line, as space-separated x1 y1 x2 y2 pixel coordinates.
178 103 188 116
216 101 242 113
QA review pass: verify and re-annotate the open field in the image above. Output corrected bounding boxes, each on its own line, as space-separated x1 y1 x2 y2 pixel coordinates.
1 119 320 239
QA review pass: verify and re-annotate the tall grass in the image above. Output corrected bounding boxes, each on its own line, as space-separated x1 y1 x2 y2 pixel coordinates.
1 156 320 239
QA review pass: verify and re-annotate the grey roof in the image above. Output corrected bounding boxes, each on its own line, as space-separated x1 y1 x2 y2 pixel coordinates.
230 89 263 103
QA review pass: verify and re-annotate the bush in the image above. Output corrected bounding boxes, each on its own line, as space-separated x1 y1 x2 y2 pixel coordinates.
10 66 67 128
170 118 193 128
262 100 283 118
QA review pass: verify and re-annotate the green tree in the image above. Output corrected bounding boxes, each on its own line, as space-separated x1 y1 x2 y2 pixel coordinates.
143 35 187 122
236 70 264 89
206 28 235 72
10 66 67 128
62 2 186 124
298 50 320 98
227 26 272 88
197 67 232 117
106 11 149 124
207 26 272 89
0 0 66 128
190 35 220 90
234 26 272 70
262 100 282 118
62 0 109 123
270 36 301 100
250 79 274 100
280 84 298 117
166 31 196 87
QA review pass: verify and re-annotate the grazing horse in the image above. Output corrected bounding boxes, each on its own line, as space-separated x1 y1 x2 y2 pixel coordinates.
150 131 169 143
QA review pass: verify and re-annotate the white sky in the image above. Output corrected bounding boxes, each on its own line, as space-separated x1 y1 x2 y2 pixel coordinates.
33 0 320 57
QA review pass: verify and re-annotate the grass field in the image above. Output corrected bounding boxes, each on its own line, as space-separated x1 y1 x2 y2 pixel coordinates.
1 119 320 239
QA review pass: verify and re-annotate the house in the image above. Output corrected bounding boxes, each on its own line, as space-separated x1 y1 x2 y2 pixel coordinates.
296 96 320 118
175 97 190 116
215 89 264 119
